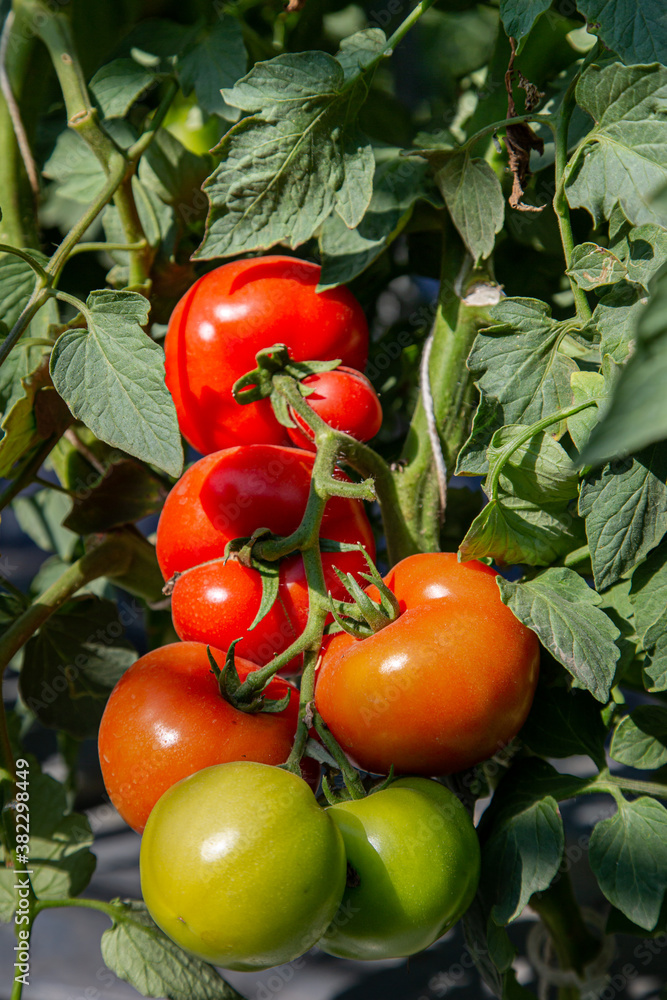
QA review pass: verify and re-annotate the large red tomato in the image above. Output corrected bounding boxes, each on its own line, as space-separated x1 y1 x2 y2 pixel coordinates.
156 445 375 667
315 553 540 775
164 256 368 455
98 642 315 833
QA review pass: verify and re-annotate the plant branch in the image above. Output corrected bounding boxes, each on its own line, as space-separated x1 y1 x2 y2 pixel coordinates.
488 399 596 500
0 287 51 368
0 536 135 679
530 871 602 978
0 11 39 201
552 75 591 322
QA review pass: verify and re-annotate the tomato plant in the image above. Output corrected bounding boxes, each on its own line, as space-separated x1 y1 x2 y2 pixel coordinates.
315 553 540 775
319 777 480 960
98 641 316 833
164 256 369 454
287 367 383 451
1 1 667 998
140 761 346 970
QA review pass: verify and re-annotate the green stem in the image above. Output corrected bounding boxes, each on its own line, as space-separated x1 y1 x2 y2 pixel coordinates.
0 434 65 512
0 244 48 278
594 774 667 801
0 537 134 678
67 240 147 258
33 896 121 919
314 714 366 799
127 79 179 161
488 399 596 500
0 288 50 369
271 374 417 565
385 0 438 51
530 870 601 980
394 224 482 553
461 112 553 154
52 289 93 327
45 158 129 283
552 76 591 322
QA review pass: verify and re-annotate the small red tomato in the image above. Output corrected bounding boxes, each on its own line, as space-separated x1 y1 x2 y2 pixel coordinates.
156 445 375 670
287 367 383 451
315 553 540 776
98 641 316 833
164 256 368 455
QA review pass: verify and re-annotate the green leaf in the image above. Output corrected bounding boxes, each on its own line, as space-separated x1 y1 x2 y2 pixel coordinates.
13 488 76 559
139 128 212 208
20 597 137 739
630 537 667 649
101 900 243 999
460 496 583 567
487 426 579 506
497 569 620 701
566 242 628 290
0 770 96 914
520 685 607 767
89 58 157 118
566 63 667 227
336 28 386 80
610 707 667 769
567 370 609 454
49 290 183 478
579 443 667 590
431 151 504 263
646 634 667 691
498 0 552 39
480 760 567 924
592 281 646 363
319 153 438 288
177 16 247 120
0 252 51 420
43 130 107 203
575 1 667 64
63 458 168 535
590 797 667 931
608 207 667 290
581 265 667 465
195 50 375 258
0 357 70 479
456 298 578 475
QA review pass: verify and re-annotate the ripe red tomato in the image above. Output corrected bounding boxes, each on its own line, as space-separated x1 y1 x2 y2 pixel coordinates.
315 553 540 775
156 445 375 667
164 256 368 455
98 641 316 833
287 367 383 451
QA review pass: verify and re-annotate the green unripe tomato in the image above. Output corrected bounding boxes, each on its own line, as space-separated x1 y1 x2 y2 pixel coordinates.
140 761 347 971
318 777 480 960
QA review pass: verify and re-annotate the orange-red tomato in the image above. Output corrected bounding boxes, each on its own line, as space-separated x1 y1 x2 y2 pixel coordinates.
98 642 316 833
315 553 540 775
164 256 368 455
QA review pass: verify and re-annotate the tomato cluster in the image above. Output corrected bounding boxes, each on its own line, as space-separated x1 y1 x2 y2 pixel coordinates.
99 257 540 972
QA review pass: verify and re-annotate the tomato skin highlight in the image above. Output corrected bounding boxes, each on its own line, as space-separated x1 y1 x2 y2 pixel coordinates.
315 552 540 775
287 367 383 451
164 256 368 455
98 642 313 833
319 777 480 960
157 444 375 669
140 761 347 970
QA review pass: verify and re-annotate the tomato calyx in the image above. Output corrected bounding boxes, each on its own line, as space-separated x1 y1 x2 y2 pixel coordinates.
233 344 342 430
328 556 401 640
208 644 291 715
